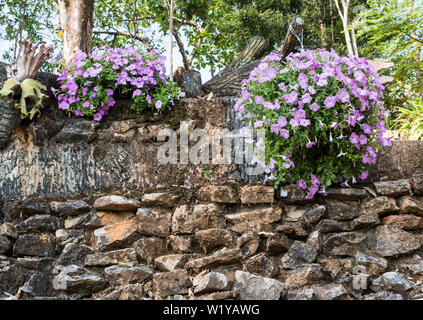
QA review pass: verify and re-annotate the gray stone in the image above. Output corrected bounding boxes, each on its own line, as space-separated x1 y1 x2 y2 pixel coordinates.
327 201 359 221
193 272 229 294
53 264 107 294
301 205 326 225
312 284 349 300
355 252 388 276
364 291 403 300
234 271 283 300
55 119 99 144
185 248 242 271
137 207 171 237
54 243 94 268
13 233 55 257
0 223 18 239
370 271 415 293
284 265 323 290
21 200 50 215
361 196 400 215
85 248 138 267
281 241 318 270
349 213 380 230
373 225 421 257
141 192 180 208
17 257 54 272
322 232 367 257
243 253 278 277
182 70 202 97
104 265 153 286
94 195 141 212
195 228 234 252
0 256 25 295
151 269 192 296
20 273 49 297
16 214 61 233
102 284 144 300
374 179 412 197
154 254 195 272
318 219 351 233
401 260 423 275
325 188 368 201
0 235 11 254
134 237 167 264
50 200 90 216
285 288 315 300
225 207 282 224
279 185 311 204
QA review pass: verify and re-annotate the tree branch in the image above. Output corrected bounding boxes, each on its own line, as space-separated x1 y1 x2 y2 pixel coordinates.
173 28 190 70
93 30 152 51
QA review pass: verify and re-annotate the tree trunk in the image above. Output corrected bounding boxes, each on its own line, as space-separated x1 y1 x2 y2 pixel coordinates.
280 17 304 59
57 0 95 65
168 0 175 81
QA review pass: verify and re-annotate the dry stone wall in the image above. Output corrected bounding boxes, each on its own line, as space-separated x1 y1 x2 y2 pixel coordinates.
0 97 423 300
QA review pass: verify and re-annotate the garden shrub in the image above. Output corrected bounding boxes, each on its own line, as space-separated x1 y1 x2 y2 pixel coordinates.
53 47 184 121
234 49 392 198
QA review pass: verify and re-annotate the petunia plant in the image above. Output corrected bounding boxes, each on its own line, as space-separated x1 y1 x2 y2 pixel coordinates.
53 47 184 121
234 49 392 199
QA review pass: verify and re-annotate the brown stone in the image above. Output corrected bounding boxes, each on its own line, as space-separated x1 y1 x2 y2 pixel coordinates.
355 252 388 276
322 232 367 257
102 284 144 300
362 196 400 215
234 270 283 300
13 233 55 257
171 204 223 235
197 184 239 203
327 201 359 221
94 211 135 227
411 174 423 195
185 248 242 271
137 207 171 237
195 228 234 252
275 222 308 237
382 214 423 230
151 269 192 296
167 235 192 253
349 213 380 230
141 192 180 208
279 184 311 204
225 207 282 224
320 258 354 279
398 196 423 216
325 188 368 201
313 284 349 300
284 264 323 290
94 195 141 212
134 237 167 264
230 221 273 234
197 291 233 300
93 218 139 251
283 205 307 222
373 225 421 257
281 240 318 270
243 253 278 278
104 265 153 286
266 234 292 256
240 185 274 204
85 248 138 267
374 179 412 197
154 254 195 272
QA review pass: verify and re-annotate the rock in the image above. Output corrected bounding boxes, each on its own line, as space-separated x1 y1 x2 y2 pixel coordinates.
240 185 274 204
52 265 107 294
370 271 415 293
55 229 88 247
283 205 307 222
171 205 207 234
185 248 242 271
265 234 292 256
93 217 139 251
349 213 380 230
281 240 318 270
13 233 55 257
325 188 368 201
197 291 234 300
285 288 315 300
240 238 260 257
20 273 49 297
398 196 423 216
94 195 141 212
374 179 412 197
327 201 359 221
312 284 349 300
104 265 153 286
225 207 282 224
50 200 90 216
21 200 50 215
284 264 323 290
137 208 171 237
318 219 351 233
320 258 354 279
382 214 423 230
322 232 367 257
193 272 229 294
278 185 311 204
0 223 18 239
361 196 400 215
134 237 167 264
85 248 138 267
411 174 423 195
0 235 11 254
301 205 326 225
16 214 61 233
182 69 202 96
141 192 180 208
154 254 195 272
167 235 192 253
151 269 192 296
197 184 239 203
195 228 234 252
355 252 388 276
243 253 278 277
364 291 403 300
55 119 99 143
230 221 272 234
0 256 25 295
373 225 421 257
94 211 135 227
54 243 94 268
236 232 255 247
234 270 283 300
102 284 144 300
401 260 423 275
17 257 54 272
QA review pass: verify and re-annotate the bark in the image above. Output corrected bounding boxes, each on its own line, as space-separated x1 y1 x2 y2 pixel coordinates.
57 0 95 65
333 0 355 56
280 17 304 60
168 0 175 81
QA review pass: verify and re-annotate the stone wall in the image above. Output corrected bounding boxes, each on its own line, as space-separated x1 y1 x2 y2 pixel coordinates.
0 178 423 300
1 97 423 300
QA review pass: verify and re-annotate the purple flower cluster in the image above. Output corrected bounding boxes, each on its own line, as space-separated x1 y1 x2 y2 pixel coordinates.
54 47 184 121
235 48 391 198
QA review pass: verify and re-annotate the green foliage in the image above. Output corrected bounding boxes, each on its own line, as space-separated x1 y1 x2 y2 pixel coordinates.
394 97 423 140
